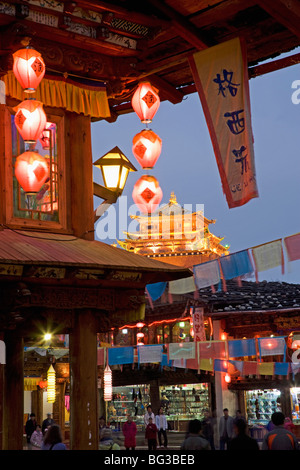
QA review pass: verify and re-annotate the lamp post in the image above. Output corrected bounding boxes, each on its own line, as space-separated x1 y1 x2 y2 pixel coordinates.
93 146 137 221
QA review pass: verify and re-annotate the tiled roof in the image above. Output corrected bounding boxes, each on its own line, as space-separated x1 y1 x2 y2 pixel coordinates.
196 279 300 313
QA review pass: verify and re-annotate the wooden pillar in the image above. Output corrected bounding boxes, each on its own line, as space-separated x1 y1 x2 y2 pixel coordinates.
69 309 98 450
31 388 43 427
66 113 94 241
53 382 66 438
149 379 161 415
3 330 24 450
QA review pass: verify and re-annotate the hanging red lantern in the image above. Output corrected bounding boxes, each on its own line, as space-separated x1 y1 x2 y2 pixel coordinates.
132 175 163 214
131 81 160 123
15 150 49 194
14 100 47 144
13 47 45 93
38 380 48 389
132 129 162 169
39 122 55 149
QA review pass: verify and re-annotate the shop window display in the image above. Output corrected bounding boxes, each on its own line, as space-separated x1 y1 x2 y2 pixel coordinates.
246 389 281 426
290 388 300 425
107 385 150 431
159 384 209 431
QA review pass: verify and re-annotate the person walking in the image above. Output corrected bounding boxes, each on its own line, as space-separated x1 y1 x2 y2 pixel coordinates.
25 413 37 446
99 428 120 450
145 417 158 450
41 424 67 450
155 407 168 448
262 412 300 450
219 408 234 450
181 419 211 450
201 409 215 450
228 419 259 450
144 405 155 427
42 413 55 435
30 424 43 449
122 414 137 450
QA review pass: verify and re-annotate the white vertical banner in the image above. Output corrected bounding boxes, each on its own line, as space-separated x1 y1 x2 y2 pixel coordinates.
0 340 5 364
192 307 206 342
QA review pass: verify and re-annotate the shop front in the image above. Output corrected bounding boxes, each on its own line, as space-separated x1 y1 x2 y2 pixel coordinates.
106 382 210 432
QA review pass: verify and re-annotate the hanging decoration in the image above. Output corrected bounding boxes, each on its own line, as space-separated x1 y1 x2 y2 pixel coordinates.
132 129 162 169
14 100 47 144
13 47 45 93
104 364 113 401
131 81 160 124
39 122 55 150
15 150 49 194
47 365 56 403
132 174 163 214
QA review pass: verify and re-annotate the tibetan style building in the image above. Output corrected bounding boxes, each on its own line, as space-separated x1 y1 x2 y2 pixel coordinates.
118 192 229 268
0 0 300 450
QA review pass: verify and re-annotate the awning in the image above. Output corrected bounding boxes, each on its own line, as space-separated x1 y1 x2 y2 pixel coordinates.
2 71 111 119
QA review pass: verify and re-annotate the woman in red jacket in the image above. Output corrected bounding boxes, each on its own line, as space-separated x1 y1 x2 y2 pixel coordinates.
122 415 137 450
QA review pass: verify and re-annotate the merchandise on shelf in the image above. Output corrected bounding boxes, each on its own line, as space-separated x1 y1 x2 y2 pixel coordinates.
290 387 300 425
160 383 209 428
245 389 281 426
107 384 150 431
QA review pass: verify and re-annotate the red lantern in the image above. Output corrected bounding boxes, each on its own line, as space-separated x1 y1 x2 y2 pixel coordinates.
13 48 45 93
15 151 49 194
39 122 55 149
132 129 162 169
224 373 231 384
14 100 47 143
132 175 163 214
38 380 48 389
131 81 160 123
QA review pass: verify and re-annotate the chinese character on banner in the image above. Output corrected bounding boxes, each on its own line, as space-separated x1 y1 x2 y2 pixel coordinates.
192 307 206 342
189 37 258 208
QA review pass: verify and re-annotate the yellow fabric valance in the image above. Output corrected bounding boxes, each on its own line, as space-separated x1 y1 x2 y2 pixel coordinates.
24 377 42 391
2 71 111 119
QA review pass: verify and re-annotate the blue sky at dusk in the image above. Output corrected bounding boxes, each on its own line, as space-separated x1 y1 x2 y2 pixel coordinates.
92 52 300 285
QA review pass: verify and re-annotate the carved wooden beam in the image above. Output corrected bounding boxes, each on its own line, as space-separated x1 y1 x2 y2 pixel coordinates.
145 0 212 50
256 0 300 40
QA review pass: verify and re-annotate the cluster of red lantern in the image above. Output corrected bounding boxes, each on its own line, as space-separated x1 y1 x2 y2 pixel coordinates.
12 47 50 194
131 81 163 214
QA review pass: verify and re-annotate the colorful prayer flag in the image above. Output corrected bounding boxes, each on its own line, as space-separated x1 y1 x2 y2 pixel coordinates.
168 342 196 360
193 260 220 289
252 240 284 280
257 362 274 375
189 37 258 208
108 346 134 365
284 233 300 262
258 337 286 357
220 250 253 280
228 339 256 358
169 276 196 294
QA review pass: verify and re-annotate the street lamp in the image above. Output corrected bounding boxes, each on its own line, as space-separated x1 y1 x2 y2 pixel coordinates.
93 146 137 221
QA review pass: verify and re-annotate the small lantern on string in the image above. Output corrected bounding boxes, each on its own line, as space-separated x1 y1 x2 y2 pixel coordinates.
15 150 49 194
47 365 56 403
39 122 55 150
104 364 112 401
13 47 45 93
132 174 163 214
132 129 162 169
131 81 160 124
224 373 231 384
14 100 47 144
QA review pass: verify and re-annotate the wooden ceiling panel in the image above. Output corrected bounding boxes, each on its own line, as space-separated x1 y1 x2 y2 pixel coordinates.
1 0 300 120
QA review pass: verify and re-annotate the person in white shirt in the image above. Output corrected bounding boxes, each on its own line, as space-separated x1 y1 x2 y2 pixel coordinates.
144 405 155 427
155 407 168 448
